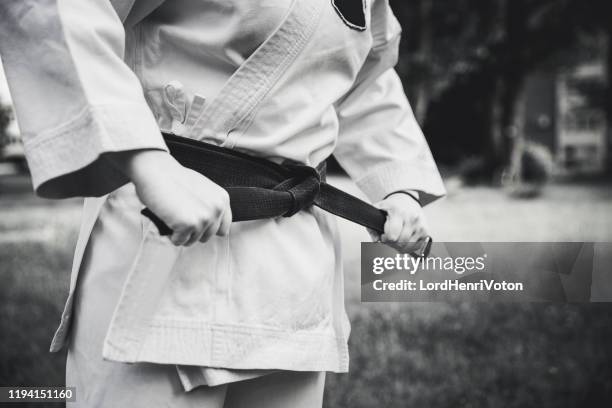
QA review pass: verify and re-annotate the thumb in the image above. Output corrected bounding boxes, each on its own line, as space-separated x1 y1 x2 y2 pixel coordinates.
373 200 394 212
367 228 381 242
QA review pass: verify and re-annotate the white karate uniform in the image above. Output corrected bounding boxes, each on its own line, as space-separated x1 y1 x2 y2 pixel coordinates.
0 0 446 402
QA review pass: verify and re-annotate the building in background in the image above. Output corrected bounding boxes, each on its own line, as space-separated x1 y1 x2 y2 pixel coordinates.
524 61 608 176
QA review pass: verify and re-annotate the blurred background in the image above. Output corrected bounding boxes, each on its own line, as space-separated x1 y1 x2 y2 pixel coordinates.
1 0 612 407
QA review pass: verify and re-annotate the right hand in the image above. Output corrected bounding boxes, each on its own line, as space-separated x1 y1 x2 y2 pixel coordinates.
115 149 232 246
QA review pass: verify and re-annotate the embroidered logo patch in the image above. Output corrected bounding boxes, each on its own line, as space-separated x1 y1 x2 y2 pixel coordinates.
332 0 367 31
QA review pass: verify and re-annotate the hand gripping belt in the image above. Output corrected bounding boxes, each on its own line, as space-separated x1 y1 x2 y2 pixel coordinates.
142 134 432 255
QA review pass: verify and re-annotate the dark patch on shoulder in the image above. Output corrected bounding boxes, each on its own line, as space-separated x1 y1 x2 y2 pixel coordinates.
331 0 367 31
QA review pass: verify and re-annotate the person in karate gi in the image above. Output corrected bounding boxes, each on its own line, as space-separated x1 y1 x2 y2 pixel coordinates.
0 0 446 406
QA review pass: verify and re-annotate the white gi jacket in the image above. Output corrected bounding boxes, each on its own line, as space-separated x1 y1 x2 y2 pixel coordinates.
0 0 445 378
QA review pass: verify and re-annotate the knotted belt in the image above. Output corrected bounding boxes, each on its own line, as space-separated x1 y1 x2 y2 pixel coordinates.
142 134 431 255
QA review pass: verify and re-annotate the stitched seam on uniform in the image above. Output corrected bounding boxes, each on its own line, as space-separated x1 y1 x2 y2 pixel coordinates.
230 0 321 130
185 0 301 139
21 106 91 149
183 95 206 128
187 0 323 140
22 103 151 150
355 161 445 202
192 3 302 135
230 1 326 142
24 102 166 191
103 223 176 354
108 242 185 359
103 225 154 347
146 319 335 335
111 324 349 369
356 161 429 188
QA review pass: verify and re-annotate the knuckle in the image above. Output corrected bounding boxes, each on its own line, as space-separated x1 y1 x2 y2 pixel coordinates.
175 215 200 230
222 198 231 210
171 223 189 234
221 190 230 204
213 205 223 217
183 220 198 231
200 231 213 242
196 217 211 230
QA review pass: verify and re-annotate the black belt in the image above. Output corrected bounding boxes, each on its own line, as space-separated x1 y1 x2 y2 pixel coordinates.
142 134 431 255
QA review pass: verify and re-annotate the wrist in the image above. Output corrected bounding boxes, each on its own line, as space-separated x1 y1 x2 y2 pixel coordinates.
384 190 421 206
106 149 172 184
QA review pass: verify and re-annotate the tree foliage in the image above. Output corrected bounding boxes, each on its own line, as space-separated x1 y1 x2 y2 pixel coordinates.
390 0 612 176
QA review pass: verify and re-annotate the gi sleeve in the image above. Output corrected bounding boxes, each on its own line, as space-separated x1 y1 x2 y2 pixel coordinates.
333 0 445 206
0 0 167 198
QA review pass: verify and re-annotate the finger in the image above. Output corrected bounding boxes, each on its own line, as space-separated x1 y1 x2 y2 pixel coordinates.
398 218 417 243
184 228 203 246
217 207 232 237
382 213 403 242
200 217 222 243
170 227 193 246
418 225 431 242
407 224 429 244
186 215 211 245
413 216 430 242
199 221 218 243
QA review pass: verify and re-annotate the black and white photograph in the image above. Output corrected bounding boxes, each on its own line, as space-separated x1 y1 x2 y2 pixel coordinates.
0 0 611 407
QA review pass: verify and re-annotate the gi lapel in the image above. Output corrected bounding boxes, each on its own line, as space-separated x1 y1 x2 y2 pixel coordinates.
186 0 324 144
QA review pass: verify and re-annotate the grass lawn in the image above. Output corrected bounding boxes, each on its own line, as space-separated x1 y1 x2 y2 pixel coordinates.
1 175 612 407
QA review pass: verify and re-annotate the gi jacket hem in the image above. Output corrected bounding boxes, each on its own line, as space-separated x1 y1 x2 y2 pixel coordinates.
102 320 349 372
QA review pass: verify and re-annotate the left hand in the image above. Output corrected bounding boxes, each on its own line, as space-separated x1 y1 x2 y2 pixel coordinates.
368 192 430 252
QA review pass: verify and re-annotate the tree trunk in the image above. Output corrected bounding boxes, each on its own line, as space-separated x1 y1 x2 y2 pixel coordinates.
485 0 528 181
479 0 507 179
505 82 528 183
488 80 506 173
605 26 612 173
413 0 432 124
